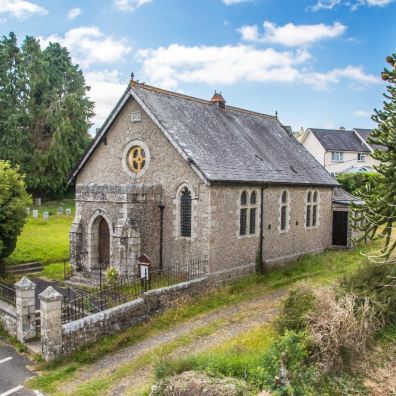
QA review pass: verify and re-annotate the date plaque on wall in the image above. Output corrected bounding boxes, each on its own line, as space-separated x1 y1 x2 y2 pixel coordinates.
131 111 141 123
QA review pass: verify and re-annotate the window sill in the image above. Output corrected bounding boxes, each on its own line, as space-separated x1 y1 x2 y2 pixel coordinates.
238 234 258 240
278 229 289 234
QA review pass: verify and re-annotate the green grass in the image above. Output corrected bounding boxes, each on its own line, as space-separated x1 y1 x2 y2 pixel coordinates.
26 241 380 395
5 199 74 265
40 262 67 281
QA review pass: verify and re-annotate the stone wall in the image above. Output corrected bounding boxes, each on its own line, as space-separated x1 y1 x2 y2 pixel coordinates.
74 98 210 274
0 301 16 336
44 278 208 359
209 185 334 273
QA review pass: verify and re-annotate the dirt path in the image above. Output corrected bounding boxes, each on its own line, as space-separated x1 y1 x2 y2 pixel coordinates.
59 288 286 395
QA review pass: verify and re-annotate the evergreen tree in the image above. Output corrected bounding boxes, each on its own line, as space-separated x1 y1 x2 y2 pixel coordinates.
0 33 30 166
352 54 396 261
0 33 94 197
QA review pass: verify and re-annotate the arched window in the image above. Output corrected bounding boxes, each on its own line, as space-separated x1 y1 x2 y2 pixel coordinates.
312 191 319 227
306 191 319 228
249 191 257 234
180 187 192 237
240 191 248 236
306 191 312 227
280 191 289 231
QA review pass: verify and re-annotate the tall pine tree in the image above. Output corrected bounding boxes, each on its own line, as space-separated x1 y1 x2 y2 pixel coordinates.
0 33 94 197
352 54 396 261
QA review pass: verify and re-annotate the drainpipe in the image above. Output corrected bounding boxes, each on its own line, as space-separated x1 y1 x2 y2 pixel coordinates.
159 204 165 271
259 184 269 274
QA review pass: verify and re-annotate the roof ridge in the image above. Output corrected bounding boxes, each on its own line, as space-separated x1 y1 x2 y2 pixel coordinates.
130 81 277 120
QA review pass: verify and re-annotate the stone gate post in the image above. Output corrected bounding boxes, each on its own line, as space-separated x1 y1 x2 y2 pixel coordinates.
14 276 36 342
39 286 63 361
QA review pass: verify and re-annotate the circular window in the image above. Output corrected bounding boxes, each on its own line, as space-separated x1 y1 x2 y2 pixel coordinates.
127 145 146 174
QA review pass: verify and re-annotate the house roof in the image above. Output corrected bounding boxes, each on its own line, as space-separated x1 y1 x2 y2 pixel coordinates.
353 128 383 151
332 187 363 206
69 82 338 187
308 128 371 153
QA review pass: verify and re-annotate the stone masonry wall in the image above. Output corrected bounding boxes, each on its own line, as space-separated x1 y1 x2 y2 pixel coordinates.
61 277 208 357
0 301 16 337
209 185 333 274
75 98 210 272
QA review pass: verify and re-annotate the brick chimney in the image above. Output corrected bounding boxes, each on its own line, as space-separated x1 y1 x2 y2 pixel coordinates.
210 91 225 109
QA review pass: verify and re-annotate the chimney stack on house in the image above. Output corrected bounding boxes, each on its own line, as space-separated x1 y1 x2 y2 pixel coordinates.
210 91 226 109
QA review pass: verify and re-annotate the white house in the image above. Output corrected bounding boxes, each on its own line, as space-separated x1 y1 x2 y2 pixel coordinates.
301 128 379 176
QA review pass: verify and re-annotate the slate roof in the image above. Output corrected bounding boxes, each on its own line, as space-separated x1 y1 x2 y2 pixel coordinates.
308 128 371 153
332 187 363 205
353 128 383 151
70 83 338 187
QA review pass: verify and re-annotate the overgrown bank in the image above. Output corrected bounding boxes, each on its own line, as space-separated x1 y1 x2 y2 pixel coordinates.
27 241 384 395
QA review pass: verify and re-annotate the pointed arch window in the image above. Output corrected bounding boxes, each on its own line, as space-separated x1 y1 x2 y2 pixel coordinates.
306 191 312 227
249 191 257 234
239 190 258 236
240 191 248 236
180 187 192 237
280 191 289 231
306 190 319 228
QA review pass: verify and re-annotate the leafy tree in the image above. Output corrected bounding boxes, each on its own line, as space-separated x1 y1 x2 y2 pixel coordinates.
0 161 31 263
0 33 94 197
336 172 378 195
352 54 396 261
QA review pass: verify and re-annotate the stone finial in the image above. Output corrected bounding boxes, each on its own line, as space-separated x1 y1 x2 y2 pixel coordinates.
14 276 35 291
39 286 63 302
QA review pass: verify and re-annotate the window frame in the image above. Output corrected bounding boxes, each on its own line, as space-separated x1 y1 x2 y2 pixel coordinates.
180 186 192 238
305 190 320 229
174 182 196 240
238 189 259 238
357 152 366 162
279 190 290 233
331 151 344 163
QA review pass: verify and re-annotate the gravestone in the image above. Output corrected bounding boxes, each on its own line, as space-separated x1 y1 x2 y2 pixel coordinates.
34 198 42 206
43 211 49 220
25 207 30 215
32 210 38 219
57 207 64 215
65 208 71 215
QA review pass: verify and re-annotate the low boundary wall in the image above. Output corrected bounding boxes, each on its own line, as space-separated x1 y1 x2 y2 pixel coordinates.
40 277 209 360
0 300 16 337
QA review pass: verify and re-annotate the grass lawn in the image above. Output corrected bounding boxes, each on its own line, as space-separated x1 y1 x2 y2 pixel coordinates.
5 199 74 266
27 240 381 395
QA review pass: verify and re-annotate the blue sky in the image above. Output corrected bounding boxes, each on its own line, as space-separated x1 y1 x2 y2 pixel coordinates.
1 0 395 131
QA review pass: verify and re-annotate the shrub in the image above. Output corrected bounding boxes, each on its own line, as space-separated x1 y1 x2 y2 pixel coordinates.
105 266 119 285
275 282 315 334
250 330 315 396
307 287 379 373
341 263 396 326
336 172 378 196
0 161 31 263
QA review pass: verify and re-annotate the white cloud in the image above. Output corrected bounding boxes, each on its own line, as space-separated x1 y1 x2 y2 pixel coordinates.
113 0 151 12
40 27 131 68
353 110 371 117
310 0 394 11
302 66 378 89
137 44 311 89
239 21 346 47
0 0 47 19
223 0 253 4
85 70 127 128
68 7 81 20
136 43 377 91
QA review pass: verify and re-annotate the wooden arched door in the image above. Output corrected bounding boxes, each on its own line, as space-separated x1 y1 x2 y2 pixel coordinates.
98 217 110 268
